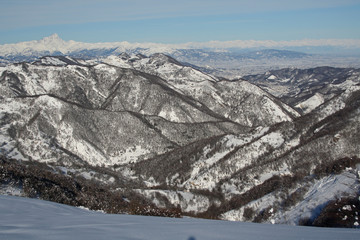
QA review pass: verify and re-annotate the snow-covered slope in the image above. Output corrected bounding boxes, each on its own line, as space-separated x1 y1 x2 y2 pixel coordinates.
1 195 359 240
222 169 360 226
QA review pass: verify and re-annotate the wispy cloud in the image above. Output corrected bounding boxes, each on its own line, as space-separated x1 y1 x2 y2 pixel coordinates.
1 1 359 44
1 0 359 29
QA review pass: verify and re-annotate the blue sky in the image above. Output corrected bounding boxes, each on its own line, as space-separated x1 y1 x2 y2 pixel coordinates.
1 0 360 44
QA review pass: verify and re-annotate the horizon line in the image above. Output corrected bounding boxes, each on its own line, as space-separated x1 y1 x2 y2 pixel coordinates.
1 33 360 51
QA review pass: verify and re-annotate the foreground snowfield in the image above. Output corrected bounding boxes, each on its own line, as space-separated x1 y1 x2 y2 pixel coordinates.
0 196 359 240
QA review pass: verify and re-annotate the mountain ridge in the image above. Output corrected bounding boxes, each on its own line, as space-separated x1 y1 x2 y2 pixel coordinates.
1 53 360 227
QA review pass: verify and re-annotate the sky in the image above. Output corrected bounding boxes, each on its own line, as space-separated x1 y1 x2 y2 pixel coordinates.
1 0 360 45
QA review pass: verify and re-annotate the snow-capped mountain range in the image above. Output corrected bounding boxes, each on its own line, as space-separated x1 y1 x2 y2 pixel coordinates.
1 52 360 227
0 33 175 57
2 34 360 78
0 34 309 62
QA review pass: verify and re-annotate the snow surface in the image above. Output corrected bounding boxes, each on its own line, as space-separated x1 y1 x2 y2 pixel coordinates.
296 93 325 114
267 75 277 80
1 195 359 240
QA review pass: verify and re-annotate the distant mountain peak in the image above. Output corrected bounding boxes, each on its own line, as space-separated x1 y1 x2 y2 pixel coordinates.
38 33 66 46
149 53 182 66
43 33 61 41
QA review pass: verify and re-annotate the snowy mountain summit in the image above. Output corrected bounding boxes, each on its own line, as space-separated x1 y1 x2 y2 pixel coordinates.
38 33 64 46
0 33 68 56
0 52 360 228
